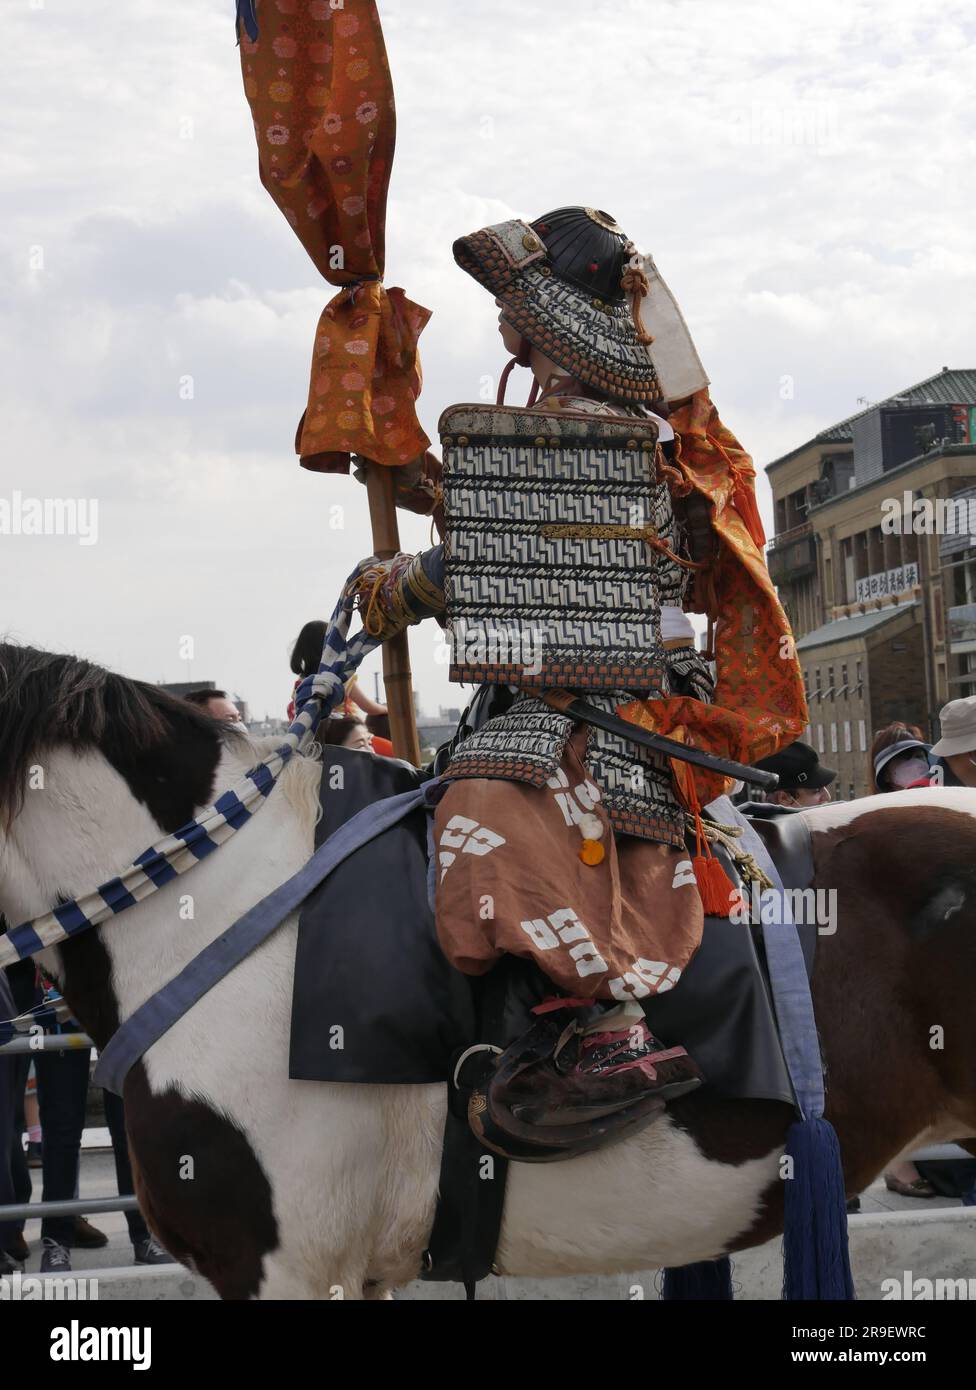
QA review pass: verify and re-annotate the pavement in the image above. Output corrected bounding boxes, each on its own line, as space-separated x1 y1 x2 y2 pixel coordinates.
5 1135 971 1297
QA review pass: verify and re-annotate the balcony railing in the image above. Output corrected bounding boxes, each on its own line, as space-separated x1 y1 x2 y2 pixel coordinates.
768 519 813 551
767 525 817 585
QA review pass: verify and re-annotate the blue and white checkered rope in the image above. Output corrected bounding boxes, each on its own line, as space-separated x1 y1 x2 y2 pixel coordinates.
0 565 382 968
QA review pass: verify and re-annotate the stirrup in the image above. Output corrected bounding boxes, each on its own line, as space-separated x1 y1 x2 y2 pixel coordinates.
465 1002 703 1164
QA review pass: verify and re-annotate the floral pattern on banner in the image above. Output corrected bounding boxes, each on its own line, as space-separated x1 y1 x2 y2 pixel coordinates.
238 1 430 472
620 389 809 808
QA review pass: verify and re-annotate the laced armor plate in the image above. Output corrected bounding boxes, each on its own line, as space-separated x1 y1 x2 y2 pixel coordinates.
440 401 709 845
440 404 689 692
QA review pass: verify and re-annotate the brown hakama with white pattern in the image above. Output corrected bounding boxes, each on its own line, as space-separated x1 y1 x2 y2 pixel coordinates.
433 728 703 1000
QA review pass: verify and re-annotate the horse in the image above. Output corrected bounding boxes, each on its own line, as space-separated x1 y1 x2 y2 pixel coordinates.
1 641 974 1300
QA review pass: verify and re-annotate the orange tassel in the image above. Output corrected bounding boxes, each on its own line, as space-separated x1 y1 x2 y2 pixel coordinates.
691 805 738 918
731 475 766 549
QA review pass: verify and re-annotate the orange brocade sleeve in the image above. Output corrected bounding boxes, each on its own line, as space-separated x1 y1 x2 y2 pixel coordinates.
620 390 809 808
238 1 430 473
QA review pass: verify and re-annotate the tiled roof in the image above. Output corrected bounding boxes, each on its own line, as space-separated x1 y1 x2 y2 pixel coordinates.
767 368 976 471
795 601 919 652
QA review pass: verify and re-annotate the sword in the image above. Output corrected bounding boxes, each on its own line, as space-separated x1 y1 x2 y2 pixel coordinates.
540 692 779 790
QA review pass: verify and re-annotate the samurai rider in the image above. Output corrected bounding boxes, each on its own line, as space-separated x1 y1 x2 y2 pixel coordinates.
348 207 781 1151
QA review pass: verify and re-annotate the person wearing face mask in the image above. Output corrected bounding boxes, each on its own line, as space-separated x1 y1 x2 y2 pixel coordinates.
739 741 836 815
906 697 976 788
870 724 932 793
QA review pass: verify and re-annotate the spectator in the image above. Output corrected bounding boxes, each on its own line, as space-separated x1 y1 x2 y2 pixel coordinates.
31 974 171 1273
184 689 244 723
870 723 931 793
288 621 388 723
908 697 976 788
319 716 374 752
0 968 30 1275
365 712 395 758
749 741 836 810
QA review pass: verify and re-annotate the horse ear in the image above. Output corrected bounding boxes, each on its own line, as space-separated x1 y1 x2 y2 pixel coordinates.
100 699 222 835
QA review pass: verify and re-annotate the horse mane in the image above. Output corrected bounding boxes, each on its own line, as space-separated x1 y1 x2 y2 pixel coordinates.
0 642 222 824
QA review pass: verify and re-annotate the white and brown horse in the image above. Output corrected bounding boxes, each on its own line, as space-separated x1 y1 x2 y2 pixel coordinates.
1 643 974 1298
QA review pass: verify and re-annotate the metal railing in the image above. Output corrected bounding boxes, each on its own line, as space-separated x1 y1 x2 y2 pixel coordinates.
767 519 813 550
0 1031 95 1055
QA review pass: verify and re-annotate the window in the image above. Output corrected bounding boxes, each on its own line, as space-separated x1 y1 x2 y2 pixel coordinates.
817 724 824 754
828 667 835 702
830 723 838 753
858 719 866 752
844 721 851 752
841 663 848 697
849 783 855 802
815 668 822 700
855 660 863 693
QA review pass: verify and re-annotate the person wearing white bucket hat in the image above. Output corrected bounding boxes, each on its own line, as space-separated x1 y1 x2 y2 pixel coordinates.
908 696 976 788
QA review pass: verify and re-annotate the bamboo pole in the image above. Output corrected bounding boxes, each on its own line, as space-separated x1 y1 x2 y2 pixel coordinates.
364 463 422 765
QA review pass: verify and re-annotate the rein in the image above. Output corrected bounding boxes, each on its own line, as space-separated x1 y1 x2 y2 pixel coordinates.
0 565 382 970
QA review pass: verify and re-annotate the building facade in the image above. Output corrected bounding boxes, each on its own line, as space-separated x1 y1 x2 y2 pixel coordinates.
765 367 976 797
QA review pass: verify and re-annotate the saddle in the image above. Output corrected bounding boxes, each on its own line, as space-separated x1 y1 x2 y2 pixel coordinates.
289 751 816 1103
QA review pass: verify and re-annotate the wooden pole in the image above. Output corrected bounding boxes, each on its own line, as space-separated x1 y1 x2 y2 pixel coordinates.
364 462 422 765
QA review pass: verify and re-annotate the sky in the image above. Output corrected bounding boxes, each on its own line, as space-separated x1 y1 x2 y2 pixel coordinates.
2 0 974 721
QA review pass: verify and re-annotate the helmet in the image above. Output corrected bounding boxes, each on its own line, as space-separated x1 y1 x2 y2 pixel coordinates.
453 205 679 402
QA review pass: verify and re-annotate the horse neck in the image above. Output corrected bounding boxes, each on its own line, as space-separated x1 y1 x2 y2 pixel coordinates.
6 743 316 1046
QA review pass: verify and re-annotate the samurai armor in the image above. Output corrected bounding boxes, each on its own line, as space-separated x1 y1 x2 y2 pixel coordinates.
440 403 688 693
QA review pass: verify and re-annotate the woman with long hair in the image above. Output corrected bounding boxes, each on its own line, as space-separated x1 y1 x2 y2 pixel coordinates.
287 620 388 723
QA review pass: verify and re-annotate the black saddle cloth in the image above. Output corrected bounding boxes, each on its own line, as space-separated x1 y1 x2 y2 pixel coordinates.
289 751 808 1105
289 750 475 1083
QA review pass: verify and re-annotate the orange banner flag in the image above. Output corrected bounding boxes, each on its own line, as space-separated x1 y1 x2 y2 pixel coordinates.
238 1 430 472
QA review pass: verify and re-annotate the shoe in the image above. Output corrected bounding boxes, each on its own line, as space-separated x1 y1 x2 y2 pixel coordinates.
27 1141 43 1169
73 1217 109 1249
133 1235 174 1266
2 1233 30 1264
884 1174 937 1199
845 1196 861 1214
469 1001 703 1162
40 1238 72 1274
514 1004 703 1125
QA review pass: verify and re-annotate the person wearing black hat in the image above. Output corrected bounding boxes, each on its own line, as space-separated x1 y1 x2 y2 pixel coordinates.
747 741 837 811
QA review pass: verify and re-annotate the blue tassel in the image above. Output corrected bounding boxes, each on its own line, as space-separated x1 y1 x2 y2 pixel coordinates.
662 1257 733 1300
236 1 259 43
782 1116 855 1300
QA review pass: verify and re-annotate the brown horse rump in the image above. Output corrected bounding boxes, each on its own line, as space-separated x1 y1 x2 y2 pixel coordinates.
288 747 801 1108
